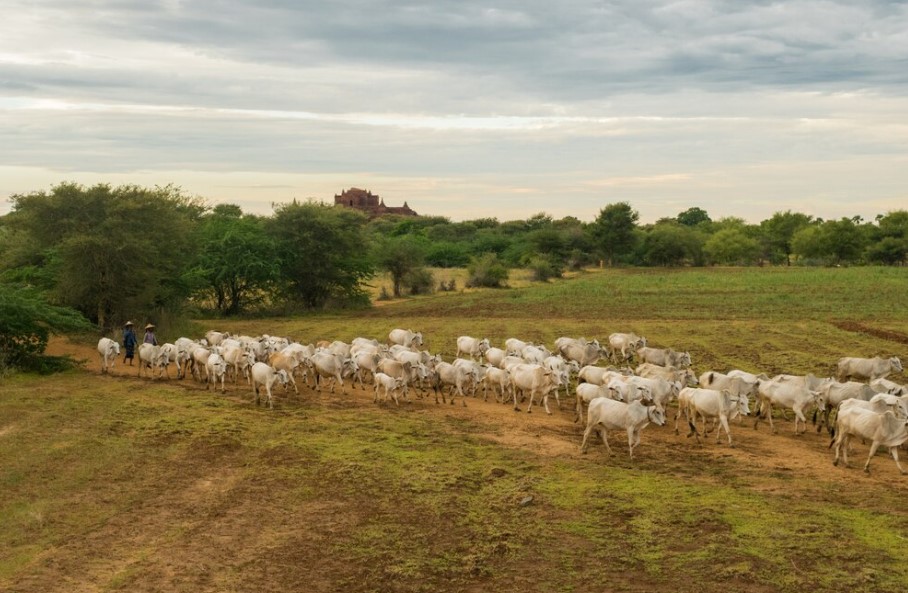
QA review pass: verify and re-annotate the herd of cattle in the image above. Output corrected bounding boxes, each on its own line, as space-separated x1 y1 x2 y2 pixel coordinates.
96 330 907 474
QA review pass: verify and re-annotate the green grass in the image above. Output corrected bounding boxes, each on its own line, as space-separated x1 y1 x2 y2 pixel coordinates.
3 266 908 592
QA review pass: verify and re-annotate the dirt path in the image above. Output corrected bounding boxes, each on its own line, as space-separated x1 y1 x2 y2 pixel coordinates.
50 337 908 490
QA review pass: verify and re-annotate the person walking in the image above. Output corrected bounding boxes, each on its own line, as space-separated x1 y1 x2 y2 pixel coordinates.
144 323 158 346
122 321 137 365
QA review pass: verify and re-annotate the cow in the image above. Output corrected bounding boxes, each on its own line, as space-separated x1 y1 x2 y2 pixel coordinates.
173 337 200 379
137 343 165 379
836 356 903 382
509 363 560 414
481 366 512 403
377 358 416 399
574 383 613 424
373 372 405 406
452 358 484 397
814 380 879 433
622 376 677 411
557 339 603 367
456 336 490 360
608 333 646 363
753 376 826 434
520 345 551 364
267 351 301 394
205 353 228 393
389 329 424 348
831 407 908 474
870 378 908 396
352 350 383 389
204 330 230 347
636 347 691 368
544 356 579 400
311 352 358 394
677 387 750 446
636 363 697 386
432 362 475 406
580 398 665 459
504 338 532 356
250 362 290 409
577 365 629 386
839 393 908 420
97 337 120 374
484 347 508 368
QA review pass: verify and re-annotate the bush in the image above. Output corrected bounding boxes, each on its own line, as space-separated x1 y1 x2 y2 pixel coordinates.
405 268 435 295
466 253 509 288
526 255 563 282
0 283 92 373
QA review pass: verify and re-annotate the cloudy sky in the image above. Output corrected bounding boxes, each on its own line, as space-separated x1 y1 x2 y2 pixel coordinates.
2 1 907 222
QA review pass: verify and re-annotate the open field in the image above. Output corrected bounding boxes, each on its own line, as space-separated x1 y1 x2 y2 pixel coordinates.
2 267 908 593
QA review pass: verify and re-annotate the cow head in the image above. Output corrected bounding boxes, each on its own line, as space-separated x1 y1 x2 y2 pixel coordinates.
892 357 904 373
647 406 666 426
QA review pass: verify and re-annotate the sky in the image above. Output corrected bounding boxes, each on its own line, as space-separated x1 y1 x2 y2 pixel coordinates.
1 1 907 223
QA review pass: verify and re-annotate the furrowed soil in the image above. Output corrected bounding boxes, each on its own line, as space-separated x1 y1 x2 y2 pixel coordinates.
3 267 908 593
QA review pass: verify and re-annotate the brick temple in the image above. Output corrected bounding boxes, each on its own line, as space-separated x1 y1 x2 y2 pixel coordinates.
334 188 418 217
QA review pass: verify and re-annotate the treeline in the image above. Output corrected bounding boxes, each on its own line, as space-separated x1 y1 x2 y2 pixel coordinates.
1 183 907 332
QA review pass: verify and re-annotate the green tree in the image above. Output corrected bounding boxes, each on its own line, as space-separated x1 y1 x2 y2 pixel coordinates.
677 207 711 227
791 218 866 265
374 236 428 298
760 210 813 265
0 282 92 372
466 253 509 288
591 202 639 266
704 228 761 265
641 223 705 266
194 205 279 315
2 183 200 329
268 200 373 309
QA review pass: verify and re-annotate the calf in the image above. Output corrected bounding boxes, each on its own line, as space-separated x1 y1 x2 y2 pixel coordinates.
373 372 405 406
250 362 290 409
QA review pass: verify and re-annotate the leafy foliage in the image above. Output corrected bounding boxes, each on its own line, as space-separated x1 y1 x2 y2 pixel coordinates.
591 202 639 265
466 253 509 288
0 283 92 372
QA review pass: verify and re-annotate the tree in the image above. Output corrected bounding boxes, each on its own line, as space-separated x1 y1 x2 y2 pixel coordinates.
640 223 705 266
760 211 813 265
374 236 428 298
677 207 711 227
2 183 200 330
704 228 761 265
791 218 866 265
268 201 374 309
0 282 92 372
591 202 639 266
194 205 279 315
466 253 509 288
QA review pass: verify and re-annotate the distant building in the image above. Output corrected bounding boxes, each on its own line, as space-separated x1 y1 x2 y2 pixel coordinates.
333 187 418 217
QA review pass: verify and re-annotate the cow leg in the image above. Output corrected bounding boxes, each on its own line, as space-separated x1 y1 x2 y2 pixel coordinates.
599 428 612 456
793 407 806 435
542 392 552 415
719 414 732 446
889 447 907 475
863 441 881 473
580 423 596 453
525 390 535 413
627 426 636 458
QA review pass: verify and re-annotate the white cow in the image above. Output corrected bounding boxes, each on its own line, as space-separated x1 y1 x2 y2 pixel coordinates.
577 365 628 386
432 362 475 406
636 347 691 368
677 387 750 446
580 398 665 459
870 378 908 396
456 336 490 360
204 330 230 347
97 337 120 373
504 338 531 356
250 362 290 409
509 363 559 414
831 407 908 474
623 376 677 411
205 353 228 393
137 343 165 379
377 358 416 399
608 333 646 362
839 393 908 419
155 343 178 379
574 383 613 424
754 376 826 434
452 358 484 397
484 347 508 368
389 329 424 348
814 380 879 433
636 363 697 386
836 356 903 382
520 345 551 364
373 372 405 405
557 339 603 367
173 337 200 379
311 352 358 394
481 367 512 402
544 356 579 400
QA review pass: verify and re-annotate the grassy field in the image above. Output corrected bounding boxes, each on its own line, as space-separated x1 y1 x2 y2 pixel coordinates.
2 266 908 593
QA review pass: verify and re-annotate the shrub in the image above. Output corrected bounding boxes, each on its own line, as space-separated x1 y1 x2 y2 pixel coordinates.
526 255 563 282
405 268 435 295
466 253 509 288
